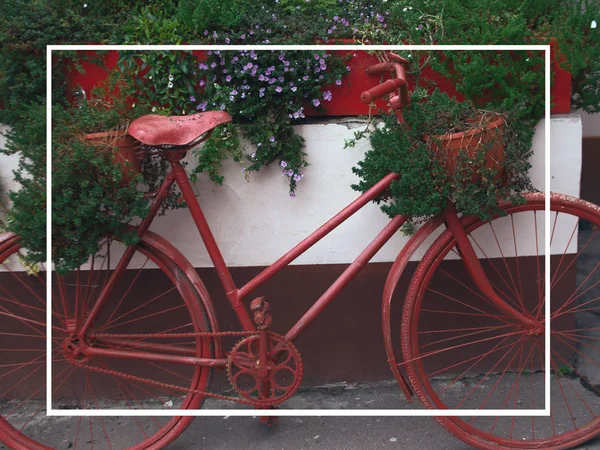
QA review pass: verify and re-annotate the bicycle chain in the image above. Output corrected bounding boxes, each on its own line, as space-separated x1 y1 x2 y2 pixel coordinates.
92 330 259 339
76 329 287 408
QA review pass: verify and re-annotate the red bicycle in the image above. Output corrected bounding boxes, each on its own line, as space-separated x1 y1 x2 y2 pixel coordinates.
1 53 600 450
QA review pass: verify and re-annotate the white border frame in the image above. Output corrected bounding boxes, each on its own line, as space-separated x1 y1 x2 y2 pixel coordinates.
47 44 551 417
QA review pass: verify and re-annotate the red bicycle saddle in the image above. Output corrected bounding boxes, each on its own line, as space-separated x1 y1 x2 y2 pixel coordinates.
128 111 232 146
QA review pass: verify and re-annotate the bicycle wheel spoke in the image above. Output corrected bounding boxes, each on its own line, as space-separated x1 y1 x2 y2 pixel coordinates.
468 232 523 309
488 221 525 311
438 268 517 320
103 257 151 326
99 286 177 330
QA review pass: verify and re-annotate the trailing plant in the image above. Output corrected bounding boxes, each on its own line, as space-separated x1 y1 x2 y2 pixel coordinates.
351 88 534 221
117 49 349 195
196 49 348 194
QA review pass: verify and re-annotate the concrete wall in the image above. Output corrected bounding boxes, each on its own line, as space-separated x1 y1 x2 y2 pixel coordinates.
0 114 583 270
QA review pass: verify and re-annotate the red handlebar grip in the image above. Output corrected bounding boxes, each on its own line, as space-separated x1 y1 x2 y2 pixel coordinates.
361 79 402 104
365 62 395 76
388 53 411 66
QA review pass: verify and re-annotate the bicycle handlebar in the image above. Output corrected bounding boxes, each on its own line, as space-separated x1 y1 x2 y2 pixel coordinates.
361 53 410 109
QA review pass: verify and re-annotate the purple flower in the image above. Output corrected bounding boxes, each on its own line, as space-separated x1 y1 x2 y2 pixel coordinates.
280 160 288 168
290 193 296 198
225 38 230 44
377 13 384 23
210 62 217 69
335 79 342 86
275 86 283 93
323 91 332 101
219 104 226 110
303 75 309 81
293 173 302 182
269 136 275 142
199 80 205 86
312 98 321 107
286 169 294 176
198 101 208 111
291 86 297 92
198 63 208 70
203 30 209 36
231 89 238 95
278 76 284 82
226 75 232 82
314 54 320 60
327 29 333 34
240 34 246 39
346 65 351 72
259 88 266 98
279 53 285 61
189 95 196 102
418 24 424 30
284 60 290 67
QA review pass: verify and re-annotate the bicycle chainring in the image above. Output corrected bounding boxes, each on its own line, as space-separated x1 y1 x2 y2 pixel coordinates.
226 332 303 406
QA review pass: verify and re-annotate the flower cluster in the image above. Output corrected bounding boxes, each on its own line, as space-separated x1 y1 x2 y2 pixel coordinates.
189 49 349 195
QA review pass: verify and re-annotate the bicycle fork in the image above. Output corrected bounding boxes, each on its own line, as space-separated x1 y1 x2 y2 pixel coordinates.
442 204 542 333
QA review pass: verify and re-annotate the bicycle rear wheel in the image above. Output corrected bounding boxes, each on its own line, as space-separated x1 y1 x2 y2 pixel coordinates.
0 234 214 450
399 193 600 449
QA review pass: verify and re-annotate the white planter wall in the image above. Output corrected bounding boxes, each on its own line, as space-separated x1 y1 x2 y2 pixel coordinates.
0 114 583 270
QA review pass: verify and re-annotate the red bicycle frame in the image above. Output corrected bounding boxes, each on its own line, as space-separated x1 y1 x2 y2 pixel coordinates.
78 150 536 350
74 52 538 404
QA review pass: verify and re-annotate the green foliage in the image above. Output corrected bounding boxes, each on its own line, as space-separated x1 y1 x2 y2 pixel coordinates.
1 104 47 263
352 90 534 221
376 0 599 114
556 364 575 378
50 103 149 273
178 0 248 32
0 0 145 125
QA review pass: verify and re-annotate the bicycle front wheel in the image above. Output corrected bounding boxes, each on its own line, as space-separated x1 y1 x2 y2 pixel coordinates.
401 192 600 449
0 234 214 450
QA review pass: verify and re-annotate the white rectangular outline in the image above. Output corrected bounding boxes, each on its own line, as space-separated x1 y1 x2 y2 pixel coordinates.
47 44 551 417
